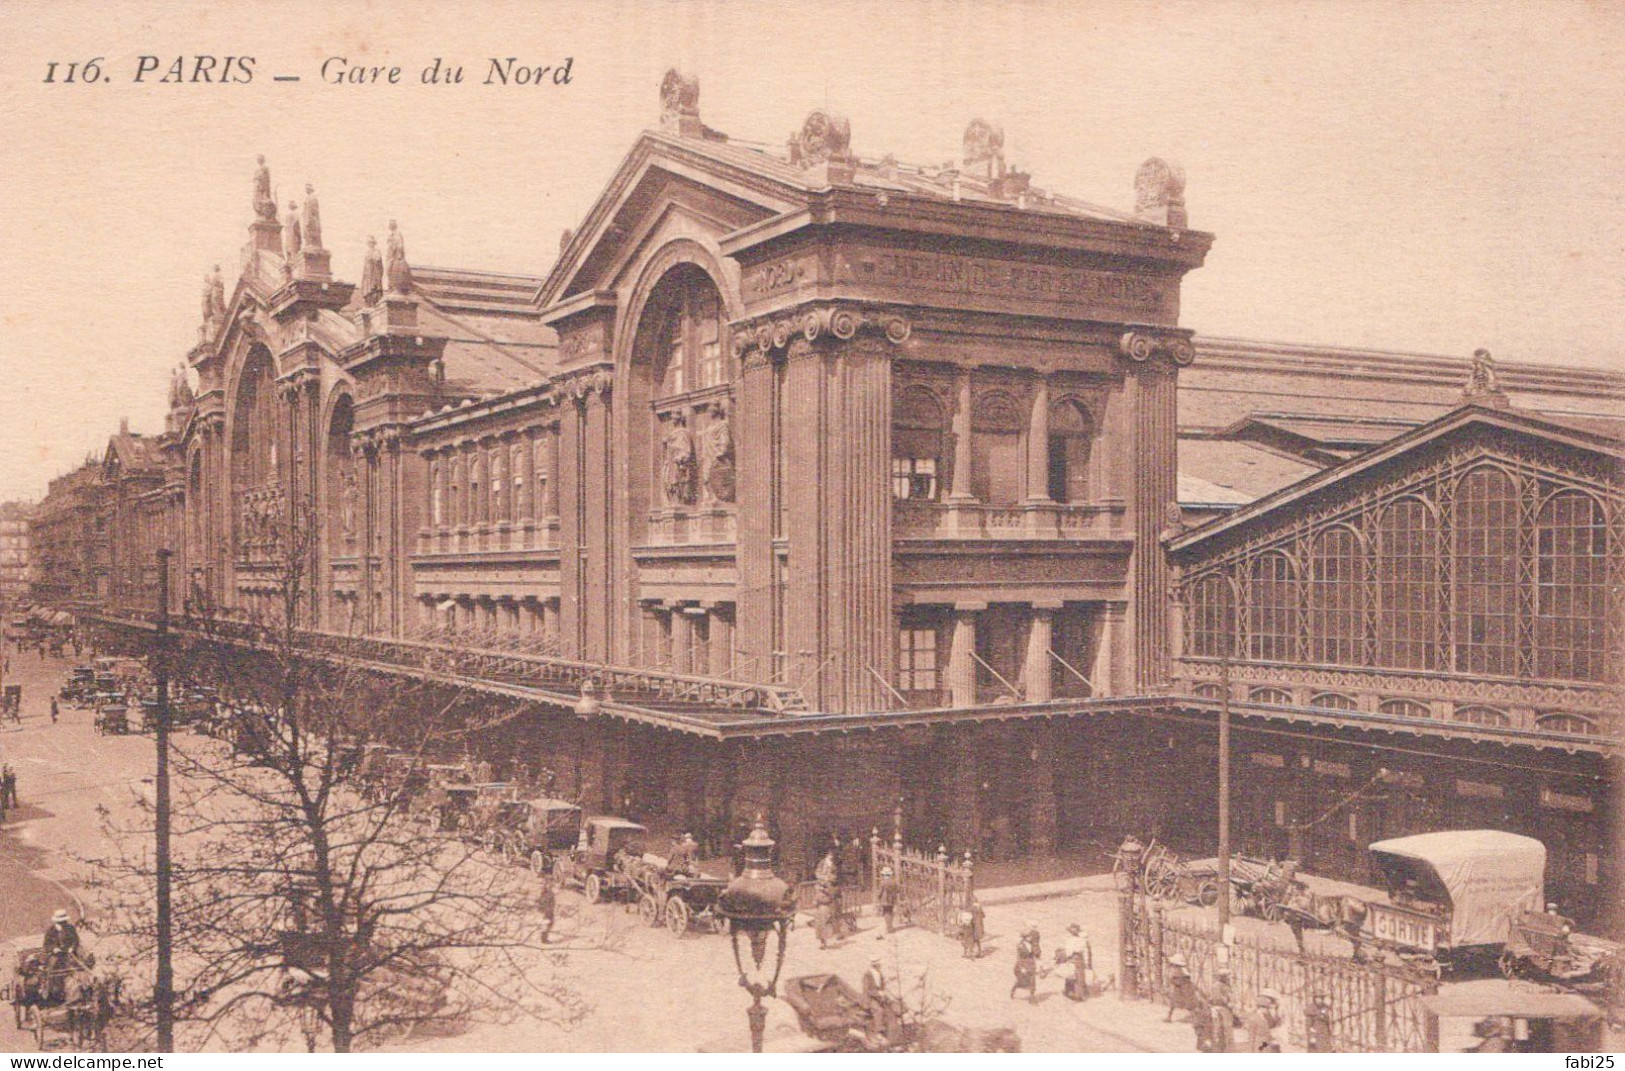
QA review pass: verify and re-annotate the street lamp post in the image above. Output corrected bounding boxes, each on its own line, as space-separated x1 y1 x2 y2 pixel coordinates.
717 818 793 1053
154 547 174 1051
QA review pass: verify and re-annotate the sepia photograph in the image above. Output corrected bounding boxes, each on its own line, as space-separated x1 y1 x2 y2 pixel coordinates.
0 0 1620 1058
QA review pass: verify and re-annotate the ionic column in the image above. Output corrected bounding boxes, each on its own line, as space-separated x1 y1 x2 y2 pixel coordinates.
1024 603 1058 703
671 607 693 675
948 604 982 708
948 371 974 502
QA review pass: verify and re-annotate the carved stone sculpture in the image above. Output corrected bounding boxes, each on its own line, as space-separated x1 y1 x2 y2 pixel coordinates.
209 264 227 322
793 110 852 167
253 154 276 221
699 404 736 505
963 118 1005 173
282 201 303 261
1133 157 1187 228
302 183 323 250
385 220 413 294
660 415 697 507
360 236 384 305
341 466 358 538
202 271 217 325
1462 348 1510 408
659 69 699 123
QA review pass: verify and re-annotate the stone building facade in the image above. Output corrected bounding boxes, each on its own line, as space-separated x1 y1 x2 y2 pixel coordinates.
0 500 34 607
38 75 1620 914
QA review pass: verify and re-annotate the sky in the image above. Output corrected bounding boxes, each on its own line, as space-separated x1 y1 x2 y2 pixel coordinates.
1 0 1622 501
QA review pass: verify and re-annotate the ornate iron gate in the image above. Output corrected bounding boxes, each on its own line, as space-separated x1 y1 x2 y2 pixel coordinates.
869 832 974 936
1121 892 1437 1052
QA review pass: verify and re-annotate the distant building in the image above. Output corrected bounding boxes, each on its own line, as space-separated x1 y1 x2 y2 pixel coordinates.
0 500 34 606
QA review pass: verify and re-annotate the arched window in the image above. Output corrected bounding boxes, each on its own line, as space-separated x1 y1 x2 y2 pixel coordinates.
1378 698 1431 720
656 279 724 397
1454 704 1511 727
1376 497 1439 670
1536 491 1608 682
1248 686 1293 705
533 436 549 520
1453 467 1519 676
1536 712 1597 736
1047 399 1093 503
971 391 1024 506
324 394 356 553
1248 551 1298 662
1308 526 1361 666
430 460 443 526
511 443 527 520
1309 692 1358 711
490 445 506 522
1189 574 1235 658
1192 682 1226 699
470 452 485 524
893 387 944 501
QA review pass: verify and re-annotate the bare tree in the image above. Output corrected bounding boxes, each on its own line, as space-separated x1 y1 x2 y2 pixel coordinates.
86 499 594 1051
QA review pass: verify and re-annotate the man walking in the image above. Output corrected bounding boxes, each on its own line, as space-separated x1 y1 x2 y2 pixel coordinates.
2 764 17 810
874 866 899 936
1011 923 1042 1002
50 697 59 724
537 876 556 945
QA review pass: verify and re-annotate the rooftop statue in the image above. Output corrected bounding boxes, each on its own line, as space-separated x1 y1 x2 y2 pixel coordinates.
1133 157 1187 229
209 264 226 322
302 183 323 250
793 109 852 167
360 236 384 305
385 220 413 294
252 154 276 221
282 200 303 261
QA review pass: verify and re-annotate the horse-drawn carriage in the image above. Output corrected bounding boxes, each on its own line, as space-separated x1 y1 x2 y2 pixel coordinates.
551 816 647 903
4 940 121 1051
94 703 129 736
780 973 1020 1052
620 852 729 937
427 780 517 835
482 796 582 873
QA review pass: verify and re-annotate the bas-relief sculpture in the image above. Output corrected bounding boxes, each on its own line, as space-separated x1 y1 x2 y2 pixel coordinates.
699 403 735 506
660 414 697 507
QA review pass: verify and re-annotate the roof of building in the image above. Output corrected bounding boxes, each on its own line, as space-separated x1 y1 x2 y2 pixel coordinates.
1171 403 1625 552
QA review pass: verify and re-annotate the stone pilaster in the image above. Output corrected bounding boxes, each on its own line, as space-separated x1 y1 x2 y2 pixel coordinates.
948 604 981 708
1024 604 1057 703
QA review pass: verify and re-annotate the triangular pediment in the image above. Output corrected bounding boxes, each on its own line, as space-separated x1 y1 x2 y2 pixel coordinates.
541 132 807 306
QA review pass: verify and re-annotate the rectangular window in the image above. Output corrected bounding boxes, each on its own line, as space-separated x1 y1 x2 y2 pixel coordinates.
897 627 938 692
891 457 937 501
534 438 549 520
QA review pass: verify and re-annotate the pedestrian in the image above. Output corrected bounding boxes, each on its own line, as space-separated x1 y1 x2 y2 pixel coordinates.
1244 989 1284 1052
1305 993 1334 1051
875 865 899 935
2 764 16 809
1011 923 1041 1002
814 875 838 949
50 697 59 723
863 958 900 1047
958 895 985 959
1207 968 1236 1052
537 876 556 944
1055 923 1093 1001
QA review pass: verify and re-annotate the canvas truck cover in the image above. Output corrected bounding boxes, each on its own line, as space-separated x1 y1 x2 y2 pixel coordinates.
1368 830 1545 948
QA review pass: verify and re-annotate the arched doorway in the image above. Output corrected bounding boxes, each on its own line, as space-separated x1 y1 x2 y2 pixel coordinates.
230 345 281 565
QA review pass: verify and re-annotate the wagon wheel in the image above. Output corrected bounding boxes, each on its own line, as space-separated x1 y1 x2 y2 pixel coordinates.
1261 900 1282 923
1196 879 1220 908
530 849 549 876
1145 859 1180 901
584 873 603 904
665 897 691 937
638 893 662 927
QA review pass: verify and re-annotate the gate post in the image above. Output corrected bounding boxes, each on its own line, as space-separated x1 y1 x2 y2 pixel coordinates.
1374 972 1388 1052
936 844 949 932
1119 889 1139 999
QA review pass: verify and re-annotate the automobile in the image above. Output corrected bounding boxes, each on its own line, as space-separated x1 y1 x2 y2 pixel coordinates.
552 817 648 903
1357 830 1547 975
1420 979 1606 1052
483 796 582 872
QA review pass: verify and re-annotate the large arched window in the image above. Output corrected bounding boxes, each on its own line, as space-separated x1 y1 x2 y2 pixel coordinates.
1047 399 1093 503
1309 692 1358 710
1189 573 1235 658
430 460 444 527
970 391 1024 506
1453 467 1519 676
325 395 356 552
1536 490 1608 682
1308 526 1361 666
655 277 725 397
469 452 485 524
1248 551 1298 662
510 442 527 521
489 445 506 523
1536 712 1597 736
1248 686 1293 705
893 387 944 501
1376 497 1439 670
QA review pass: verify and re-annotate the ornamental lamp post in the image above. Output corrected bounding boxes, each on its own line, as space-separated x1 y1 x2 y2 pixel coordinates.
717 818 793 1053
